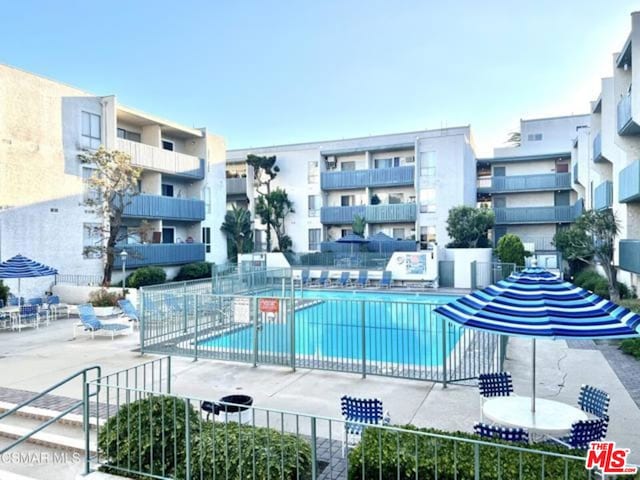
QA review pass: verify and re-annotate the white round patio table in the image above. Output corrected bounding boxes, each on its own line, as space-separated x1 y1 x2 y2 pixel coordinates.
483 397 588 437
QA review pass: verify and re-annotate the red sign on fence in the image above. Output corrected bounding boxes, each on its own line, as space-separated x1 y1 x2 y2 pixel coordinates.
259 298 279 314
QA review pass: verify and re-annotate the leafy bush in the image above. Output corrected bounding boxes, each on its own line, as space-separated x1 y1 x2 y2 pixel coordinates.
174 262 213 281
446 206 494 248
127 266 166 288
495 234 530 266
0 280 9 307
88 289 122 307
620 338 640 360
572 269 632 299
348 425 587 480
99 396 313 480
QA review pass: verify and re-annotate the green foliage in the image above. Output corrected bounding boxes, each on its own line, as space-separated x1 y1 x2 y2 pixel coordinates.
572 269 632 300
352 214 366 236
255 188 295 252
348 425 587 480
445 206 494 248
370 194 381 205
221 205 254 261
495 234 530 266
0 280 9 306
99 396 312 480
620 338 640 360
247 154 280 251
126 266 166 288
174 262 213 281
88 288 122 307
506 131 521 146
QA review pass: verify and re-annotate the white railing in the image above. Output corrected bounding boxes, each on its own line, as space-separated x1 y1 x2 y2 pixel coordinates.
116 138 204 179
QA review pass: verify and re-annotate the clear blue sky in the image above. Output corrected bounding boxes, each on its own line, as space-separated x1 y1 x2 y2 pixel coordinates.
0 1 636 155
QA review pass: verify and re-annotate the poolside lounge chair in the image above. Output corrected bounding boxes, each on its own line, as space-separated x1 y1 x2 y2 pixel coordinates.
165 294 185 314
545 418 607 450
117 299 139 326
355 270 369 288
341 395 388 456
75 303 130 339
313 270 330 287
300 269 311 287
379 270 392 288
473 422 528 443
478 372 514 421
336 272 351 287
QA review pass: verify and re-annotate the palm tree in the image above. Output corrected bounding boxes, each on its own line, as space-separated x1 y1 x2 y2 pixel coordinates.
220 205 254 261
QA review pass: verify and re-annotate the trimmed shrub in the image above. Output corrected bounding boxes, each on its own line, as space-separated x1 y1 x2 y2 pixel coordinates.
573 269 633 299
348 425 587 480
174 262 213 281
99 396 313 480
88 289 122 307
495 234 529 266
0 280 9 306
127 266 166 288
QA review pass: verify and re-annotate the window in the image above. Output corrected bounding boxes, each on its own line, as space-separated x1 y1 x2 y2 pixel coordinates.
392 228 405 239
82 167 100 203
340 161 356 171
202 227 211 253
341 228 353 237
308 195 321 217
162 227 175 244
81 111 101 149
527 133 543 141
493 166 506 176
388 193 404 204
308 228 321 251
493 196 506 208
162 140 174 151
161 184 174 197
117 128 141 142
374 157 401 169
419 188 436 213
308 161 319 184
83 223 102 258
419 151 436 185
556 162 569 173
420 226 436 250
341 195 355 207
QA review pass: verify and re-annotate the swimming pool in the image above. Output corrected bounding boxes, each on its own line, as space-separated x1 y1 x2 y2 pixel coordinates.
197 290 461 370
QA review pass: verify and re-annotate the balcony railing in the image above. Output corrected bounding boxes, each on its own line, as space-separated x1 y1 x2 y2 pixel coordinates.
123 195 205 221
518 236 556 252
476 177 492 193
593 133 604 162
114 243 205 268
494 199 583 224
116 138 205 179
619 239 640 274
491 173 571 193
617 92 638 135
619 159 640 203
226 177 248 196
320 166 414 190
320 203 416 224
594 180 613 210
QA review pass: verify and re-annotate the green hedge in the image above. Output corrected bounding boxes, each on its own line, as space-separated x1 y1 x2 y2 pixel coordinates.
98 396 312 480
348 425 587 480
174 262 213 281
126 266 167 289
572 269 632 299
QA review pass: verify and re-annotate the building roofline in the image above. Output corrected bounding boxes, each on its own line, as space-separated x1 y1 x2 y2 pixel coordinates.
117 104 204 138
477 151 571 164
519 113 590 123
227 125 471 153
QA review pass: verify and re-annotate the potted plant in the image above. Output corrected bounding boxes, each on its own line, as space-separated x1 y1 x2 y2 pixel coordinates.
88 288 123 316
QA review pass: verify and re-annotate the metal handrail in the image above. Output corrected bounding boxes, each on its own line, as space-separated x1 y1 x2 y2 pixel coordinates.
0 365 101 455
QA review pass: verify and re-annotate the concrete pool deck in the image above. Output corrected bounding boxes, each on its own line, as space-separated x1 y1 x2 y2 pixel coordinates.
0 316 639 463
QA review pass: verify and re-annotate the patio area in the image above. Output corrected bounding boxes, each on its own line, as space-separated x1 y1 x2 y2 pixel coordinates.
0 316 639 463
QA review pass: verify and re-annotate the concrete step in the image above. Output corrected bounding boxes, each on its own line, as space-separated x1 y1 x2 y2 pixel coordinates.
0 422 96 455
0 401 103 428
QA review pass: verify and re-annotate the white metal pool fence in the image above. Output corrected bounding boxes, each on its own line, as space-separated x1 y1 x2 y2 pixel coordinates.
84 357 599 480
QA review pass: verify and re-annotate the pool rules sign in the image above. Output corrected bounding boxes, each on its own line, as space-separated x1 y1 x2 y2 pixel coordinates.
259 298 279 314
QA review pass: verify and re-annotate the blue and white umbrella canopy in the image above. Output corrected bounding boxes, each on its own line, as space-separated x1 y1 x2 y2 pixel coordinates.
434 266 640 411
0 255 58 304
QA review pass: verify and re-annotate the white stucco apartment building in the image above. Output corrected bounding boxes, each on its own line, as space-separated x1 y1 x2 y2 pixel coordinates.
226 127 477 253
0 64 227 296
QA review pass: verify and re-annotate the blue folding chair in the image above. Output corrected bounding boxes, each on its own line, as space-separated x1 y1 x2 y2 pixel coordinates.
27 297 43 306
46 295 69 320
546 418 607 450
473 422 529 443
379 270 392 288
340 395 387 456
478 372 514 421
16 305 41 330
578 385 610 419
300 269 310 287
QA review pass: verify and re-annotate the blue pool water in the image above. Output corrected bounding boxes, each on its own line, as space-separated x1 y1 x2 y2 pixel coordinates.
198 290 460 367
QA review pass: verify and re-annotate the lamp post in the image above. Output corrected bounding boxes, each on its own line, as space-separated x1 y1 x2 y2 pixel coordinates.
120 250 128 297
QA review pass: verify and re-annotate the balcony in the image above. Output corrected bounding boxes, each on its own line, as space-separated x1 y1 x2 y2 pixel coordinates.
619 240 640 274
593 133 605 162
116 138 205 179
619 160 640 203
616 92 640 135
594 181 613 210
320 203 416 224
114 243 205 268
321 166 414 190
491 173 571 193
226 177 248 197
476 177 492 194
494 199 583 225
123 194 205 221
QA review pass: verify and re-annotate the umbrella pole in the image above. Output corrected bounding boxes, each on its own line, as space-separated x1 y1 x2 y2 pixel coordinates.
531 338 536 412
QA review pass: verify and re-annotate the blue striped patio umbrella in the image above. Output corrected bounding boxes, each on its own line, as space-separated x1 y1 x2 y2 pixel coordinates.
0 254 58 304
434 264 640 411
